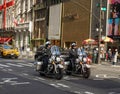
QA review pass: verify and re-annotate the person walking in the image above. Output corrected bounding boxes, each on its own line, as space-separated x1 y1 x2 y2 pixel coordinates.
107 48 112 62
113 49 118 65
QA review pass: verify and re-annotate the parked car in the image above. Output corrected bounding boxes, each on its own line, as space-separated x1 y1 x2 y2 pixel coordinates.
0 44 19 58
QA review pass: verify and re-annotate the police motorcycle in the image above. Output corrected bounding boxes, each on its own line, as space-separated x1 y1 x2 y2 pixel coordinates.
34 45 64 80
64 48 91 78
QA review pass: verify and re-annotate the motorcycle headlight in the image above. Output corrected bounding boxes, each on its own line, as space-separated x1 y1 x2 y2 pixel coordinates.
49 58 52 63
64 61 70 65
78 56 82 61
83 57 87 62
36 61 43 65
76 58 80 63
51 56 55 60
56 57 61 62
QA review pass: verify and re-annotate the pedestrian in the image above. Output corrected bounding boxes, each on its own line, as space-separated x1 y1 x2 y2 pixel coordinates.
92 48 98 64
107 48 112 62
22 46 24 52
112 49 118 65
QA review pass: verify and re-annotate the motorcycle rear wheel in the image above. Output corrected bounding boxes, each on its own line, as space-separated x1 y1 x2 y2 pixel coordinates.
83 68 90 78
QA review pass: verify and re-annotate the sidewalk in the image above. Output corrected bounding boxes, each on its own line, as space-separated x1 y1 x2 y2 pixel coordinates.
91 60 120 67
18 51 35 60
91 61 120 77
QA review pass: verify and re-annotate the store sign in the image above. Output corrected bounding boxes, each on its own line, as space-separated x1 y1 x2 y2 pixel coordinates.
0 37 12 43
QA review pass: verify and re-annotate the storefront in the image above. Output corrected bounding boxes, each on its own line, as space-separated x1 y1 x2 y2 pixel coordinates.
15 21 32 50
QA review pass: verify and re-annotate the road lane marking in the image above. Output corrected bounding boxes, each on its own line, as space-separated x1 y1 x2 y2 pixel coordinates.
18 63 33 67
84 91 95 94
11 82 30 85
57 83 70 88
7 69 13 71
0 77 30 86
50 83 70 88
0 64 10 67
7 63 23 67
50 84 60 87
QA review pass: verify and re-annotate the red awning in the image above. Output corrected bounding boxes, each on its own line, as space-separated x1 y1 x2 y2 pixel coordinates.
0 37 12 44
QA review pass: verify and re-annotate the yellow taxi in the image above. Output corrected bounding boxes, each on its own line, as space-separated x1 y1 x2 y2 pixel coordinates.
0 44 20 58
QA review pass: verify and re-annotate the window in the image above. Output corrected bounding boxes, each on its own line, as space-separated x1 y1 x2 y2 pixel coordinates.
49 0 61 5
36 9 45 19
36 0 43 3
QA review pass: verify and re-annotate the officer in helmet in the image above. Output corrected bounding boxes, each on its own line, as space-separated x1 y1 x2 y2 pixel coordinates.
45 41 51 49
42 41 52 72
68 42 78 71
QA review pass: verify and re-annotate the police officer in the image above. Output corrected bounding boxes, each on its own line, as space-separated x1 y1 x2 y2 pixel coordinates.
68 42 78 71
42 41 51 72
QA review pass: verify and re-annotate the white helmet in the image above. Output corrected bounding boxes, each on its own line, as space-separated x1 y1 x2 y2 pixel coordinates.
45 41 51 47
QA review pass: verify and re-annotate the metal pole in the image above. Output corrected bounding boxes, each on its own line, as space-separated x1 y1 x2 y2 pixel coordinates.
89 0 93 39
98 0 102 64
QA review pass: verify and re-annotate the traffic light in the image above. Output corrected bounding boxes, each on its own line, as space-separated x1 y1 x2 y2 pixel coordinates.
96 3 100 7
101 7 107 11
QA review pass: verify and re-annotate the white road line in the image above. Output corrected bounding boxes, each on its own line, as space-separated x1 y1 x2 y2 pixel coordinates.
57 83 70 88
7 69 13 71
50 84 60 88
84 91 95 94
18 63 33 67
11 82 30 85
21 73 29 76
0 64 10 67
7 63 23 67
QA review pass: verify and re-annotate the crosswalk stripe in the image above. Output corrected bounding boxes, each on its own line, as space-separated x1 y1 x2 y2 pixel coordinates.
0 63 33 68
18 63 33 67
0 64 10 67
6 63 23 67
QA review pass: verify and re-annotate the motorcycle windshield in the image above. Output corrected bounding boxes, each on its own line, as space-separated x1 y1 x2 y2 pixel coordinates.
77 48 86 56
51 46 61 56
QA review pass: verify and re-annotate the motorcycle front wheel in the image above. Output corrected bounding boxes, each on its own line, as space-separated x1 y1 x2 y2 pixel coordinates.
55 68 63 80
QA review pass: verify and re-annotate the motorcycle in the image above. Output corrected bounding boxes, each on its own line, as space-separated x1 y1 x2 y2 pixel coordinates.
34 45 64 80
64 48 91 78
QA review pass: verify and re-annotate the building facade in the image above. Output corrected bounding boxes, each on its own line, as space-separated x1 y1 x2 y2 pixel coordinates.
0 0 33 50
31 0 47 48
31 0 91 48
0 0 15 44
14 0 33 50
61 0 91 48
2 0 116 51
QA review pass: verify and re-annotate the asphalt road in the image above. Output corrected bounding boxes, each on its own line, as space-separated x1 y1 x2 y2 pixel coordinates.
0 58 120 94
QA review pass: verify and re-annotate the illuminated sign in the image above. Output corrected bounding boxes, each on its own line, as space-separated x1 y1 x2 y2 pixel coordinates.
106 0 120 37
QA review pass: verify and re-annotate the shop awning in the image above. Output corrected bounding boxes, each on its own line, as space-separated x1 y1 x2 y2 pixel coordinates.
0 37 12 44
